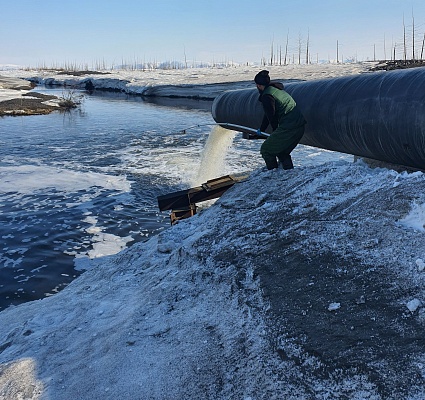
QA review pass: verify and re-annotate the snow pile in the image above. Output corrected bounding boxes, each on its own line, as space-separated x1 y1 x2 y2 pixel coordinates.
399 200 425 232
1 160 425 399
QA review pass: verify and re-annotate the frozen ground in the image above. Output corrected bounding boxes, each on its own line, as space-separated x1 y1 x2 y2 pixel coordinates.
1 63 425 399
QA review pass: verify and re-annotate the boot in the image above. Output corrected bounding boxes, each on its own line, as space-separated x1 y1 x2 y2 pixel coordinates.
262 154 279 170
279 154 294 170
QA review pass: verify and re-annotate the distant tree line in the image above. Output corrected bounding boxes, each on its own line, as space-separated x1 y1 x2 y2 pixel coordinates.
263 11 425 66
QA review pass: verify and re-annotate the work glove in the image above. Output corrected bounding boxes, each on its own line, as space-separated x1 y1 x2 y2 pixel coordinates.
256 129 262 136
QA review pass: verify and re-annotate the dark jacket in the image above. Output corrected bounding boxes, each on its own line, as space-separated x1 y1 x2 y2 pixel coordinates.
259 82 306 132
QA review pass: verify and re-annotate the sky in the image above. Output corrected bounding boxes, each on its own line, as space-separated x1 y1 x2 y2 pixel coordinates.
2 0 425 68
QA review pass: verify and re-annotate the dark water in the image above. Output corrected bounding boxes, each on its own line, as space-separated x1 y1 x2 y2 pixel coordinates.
0 88 216 310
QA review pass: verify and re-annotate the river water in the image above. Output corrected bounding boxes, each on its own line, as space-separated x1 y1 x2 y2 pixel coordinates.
0 88 350 311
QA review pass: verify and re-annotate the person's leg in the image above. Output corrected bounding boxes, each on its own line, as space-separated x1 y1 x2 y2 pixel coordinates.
261 153 279 169
276 126 305 169
260 135 280 170
261 125 304 170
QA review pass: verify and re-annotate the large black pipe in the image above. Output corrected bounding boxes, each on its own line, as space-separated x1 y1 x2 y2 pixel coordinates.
211 67 425 170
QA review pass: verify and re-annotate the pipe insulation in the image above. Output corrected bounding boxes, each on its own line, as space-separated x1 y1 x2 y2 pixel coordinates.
211 67 425 170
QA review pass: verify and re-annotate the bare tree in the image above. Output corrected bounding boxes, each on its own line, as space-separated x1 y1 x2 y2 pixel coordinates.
336 40 339 64
412 12 415 60
306 29 310 64
403 15 407 62
421 32 425 60
298 33 303 64
270 38 274 65
284 30 289 65
383 34 387 60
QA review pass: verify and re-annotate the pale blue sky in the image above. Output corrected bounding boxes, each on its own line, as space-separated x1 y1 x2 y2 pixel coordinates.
2 0 425 67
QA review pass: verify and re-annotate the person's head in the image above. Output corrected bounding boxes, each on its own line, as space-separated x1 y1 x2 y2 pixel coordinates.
254 70 270 91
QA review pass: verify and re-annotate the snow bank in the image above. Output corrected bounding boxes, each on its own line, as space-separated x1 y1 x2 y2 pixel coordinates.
1 160 425 399
1 63 371 100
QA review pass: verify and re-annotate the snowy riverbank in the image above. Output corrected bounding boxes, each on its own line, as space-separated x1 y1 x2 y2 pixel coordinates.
2 63 425 399
0 63 372 116
1 63 371 101
0 76 76 116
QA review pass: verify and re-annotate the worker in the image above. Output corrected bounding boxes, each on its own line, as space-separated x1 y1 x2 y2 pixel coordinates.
254 70 306 170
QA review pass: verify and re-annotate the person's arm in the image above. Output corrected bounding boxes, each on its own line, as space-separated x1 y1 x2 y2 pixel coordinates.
260 94 278 131
260 113 269 132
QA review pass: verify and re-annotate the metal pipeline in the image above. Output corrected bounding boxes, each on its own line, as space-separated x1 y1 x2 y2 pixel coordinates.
211 67 425 170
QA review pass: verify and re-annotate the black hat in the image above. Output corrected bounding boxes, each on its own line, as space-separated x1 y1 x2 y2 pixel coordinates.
254 70 270 86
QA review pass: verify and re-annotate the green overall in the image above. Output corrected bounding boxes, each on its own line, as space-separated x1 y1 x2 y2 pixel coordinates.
260 86 306 169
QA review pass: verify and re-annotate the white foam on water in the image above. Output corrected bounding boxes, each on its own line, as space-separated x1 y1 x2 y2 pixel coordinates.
0 165 131 195
191 126 236 186
72 214 134 271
